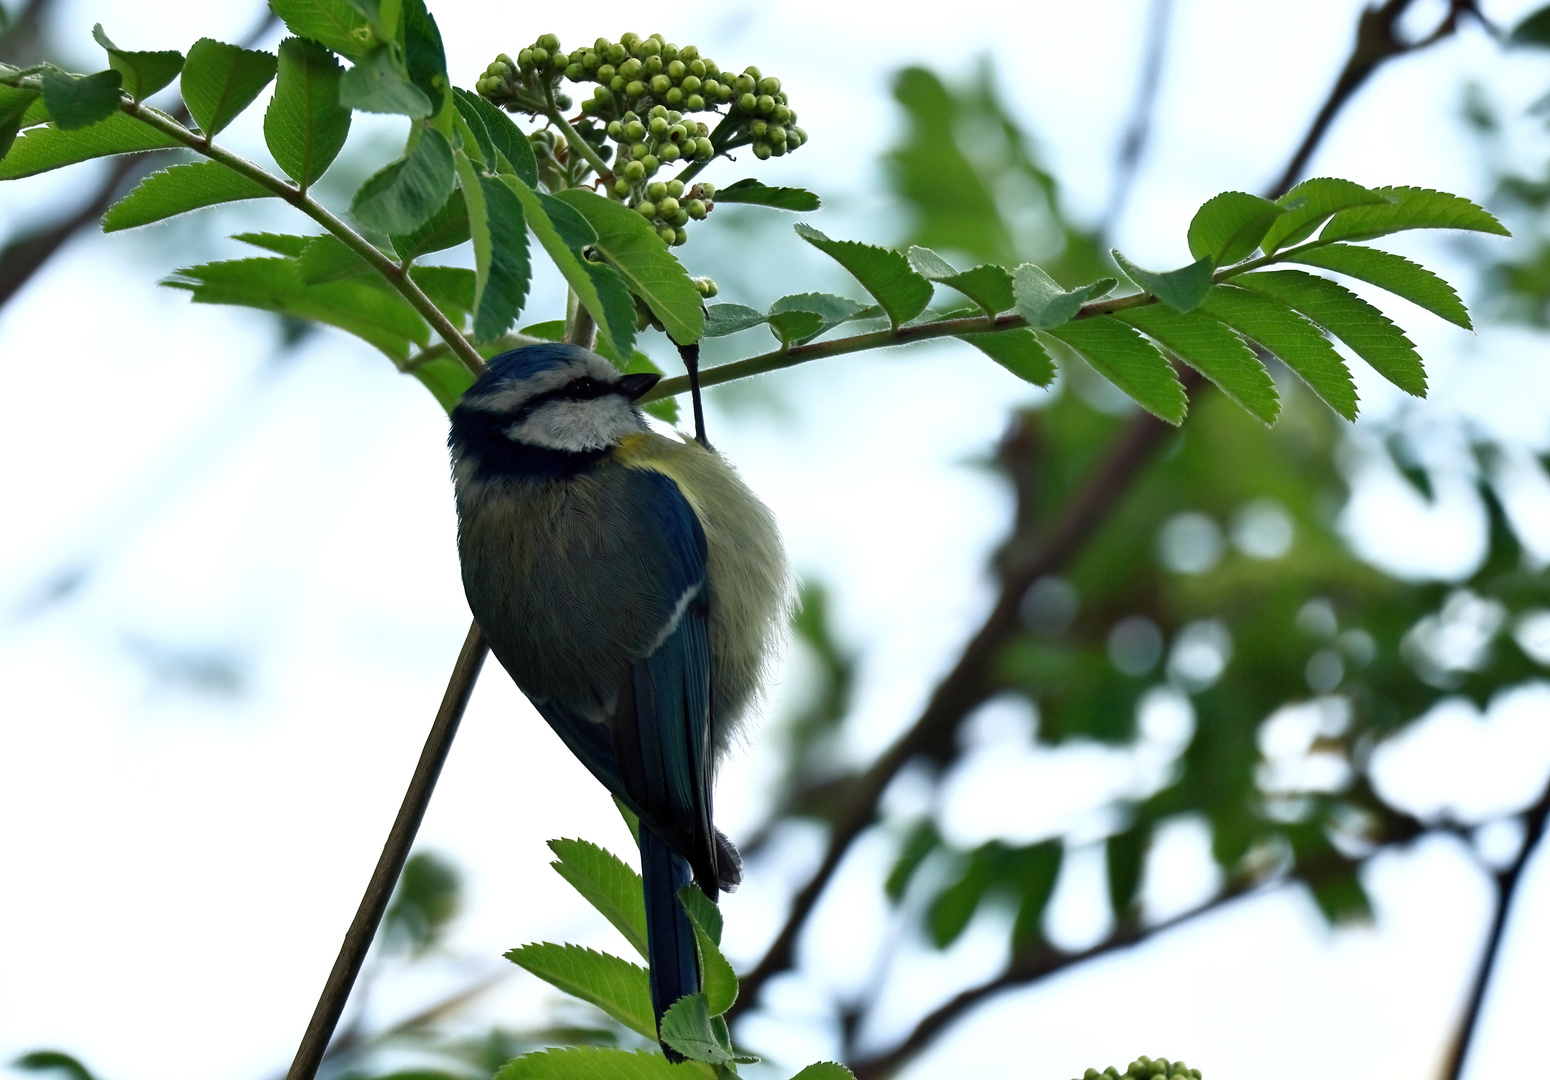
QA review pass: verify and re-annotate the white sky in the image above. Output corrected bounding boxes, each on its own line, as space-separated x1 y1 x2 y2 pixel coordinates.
2 2 1550 1080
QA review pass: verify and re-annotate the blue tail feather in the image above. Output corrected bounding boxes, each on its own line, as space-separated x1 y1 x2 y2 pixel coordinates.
640 823 700 1056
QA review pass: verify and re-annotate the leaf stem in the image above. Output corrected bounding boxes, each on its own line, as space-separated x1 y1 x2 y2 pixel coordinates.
544 86 614 188
121 98 487 377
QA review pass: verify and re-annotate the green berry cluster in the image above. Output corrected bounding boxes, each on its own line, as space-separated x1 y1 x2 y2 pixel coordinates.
1076 1057 1201 1080
474 31 806 245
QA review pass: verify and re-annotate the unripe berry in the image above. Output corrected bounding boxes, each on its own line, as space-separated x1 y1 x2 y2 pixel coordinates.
757 75 781 95
734 73 756 95
668 124 688 141
518 47 534 67
626 79 645 97
538 33 560 51
692 276 716 296
637 201 657 219
641 153 659 172
650 73 671 94
701 79 720 98
739 92 757 112
659 143 681 161
650 115 669 135
686 198 708 219
670 208 689 227
649 104 668 119
680 45 699 61
554 92 571 109
667 60 686 81
679 74 702 93
614 178 632 196
657 225 676 243
619 57 642 78
665 87 683 105
768 124 787 145
593 85 611 101
673 227 688 245
684 93 703 110
750 119 767 137
698 181 715 198
624 160 646 181
688 59 706 77
624 119 645 140
609 75 625 92
695 136 714 158
595 37 611 52
743 65 762 79
631 141 650 159
665 179 684 197
620 32 639 47
773 104 791 123
662 42 679 61
657 196 680 217
769 139 786 156
530 46 548 66
641 36 661 57
645 55 664 75
753 140 772 159
597 62 616 81
565 63 584 80
607 43 627 63
757 93 775 113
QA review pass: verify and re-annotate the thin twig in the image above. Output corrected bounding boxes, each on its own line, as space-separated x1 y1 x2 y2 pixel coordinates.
284 622 488 1080
1438 776 1550 1080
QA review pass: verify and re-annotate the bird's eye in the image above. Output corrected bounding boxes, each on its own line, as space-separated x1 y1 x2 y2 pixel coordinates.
565 377 602 399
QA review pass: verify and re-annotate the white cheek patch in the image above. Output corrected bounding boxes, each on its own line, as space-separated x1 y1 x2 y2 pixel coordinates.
506 396 644 452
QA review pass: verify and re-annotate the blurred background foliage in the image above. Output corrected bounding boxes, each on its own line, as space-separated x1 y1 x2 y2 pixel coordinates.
6 2 1550 1080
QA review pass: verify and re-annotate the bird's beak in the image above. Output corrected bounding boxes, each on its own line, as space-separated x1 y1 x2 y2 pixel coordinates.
617 372 661 401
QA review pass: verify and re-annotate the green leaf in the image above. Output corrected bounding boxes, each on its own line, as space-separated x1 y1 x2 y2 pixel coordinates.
1309 870 1374 925
13 1051 99 1080
410 354 476 414
496 1047 684 1080
1111 251 1214 312
1319 186 1509 243
504 943 655 1040
1187 190 1286 265
885 820 941 902
269 0 376 59
232 231 313 256
40 69 122 130
1008 841 1062 946
390 189 470 262
767 292 868 344
1260 177 1386 255
1117 305 1279 424
1046 316 1188 424
453 88 538 186
180 39 278 138
659 994 754 1065
790 1065 857 1080
350 128 455 234
505 175 634 357
339 46 432 117
382 850 460 952
0 112 180 179
795 223 933 328
538 191 597 249
264 37 351 188
1106 827 1146 915
929 857 991 947
555 188 704 344
400 0 448 105
454 152 532 343
703 304 767 338
677 886 735 1016
712 177 821 210
1235 268 1427 397
102 161 274 232
1012 263 1114 329
0 85 38 159
410 265 475 324
1511 4 1550 46
1200 283 1358 420
958 328 1055 386
92 25 184 101
166 256 428 360
1283 242 1471 329
548 837 648 959
296 233 372 283
908 246 1015 316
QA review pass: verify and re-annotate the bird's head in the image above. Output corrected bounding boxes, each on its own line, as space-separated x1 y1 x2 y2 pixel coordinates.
450 343 662 457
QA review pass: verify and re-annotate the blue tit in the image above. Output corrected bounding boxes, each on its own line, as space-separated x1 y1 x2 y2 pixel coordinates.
448 342 789 1049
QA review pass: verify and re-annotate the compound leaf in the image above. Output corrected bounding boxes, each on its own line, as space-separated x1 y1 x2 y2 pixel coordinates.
269 0 376 59
350 127 455 234
548 838 648 959
92 25 184 101
713 177 820 210
908 246 1015 316
958 327 1055 386
1012 263 1114 329
339 46 432 117
703 304 767 338
1260 177 1386 255
390 188 470 262
453 150 531 342
1047 316 1187 423
1111 250 1214 312
1283 242 1471 329
40 69 121 130
1188 190 1285 265
0 111 179 179
495 1048 683 1080
1319 185 1509 243
264 36 351 188
504 943 654 1040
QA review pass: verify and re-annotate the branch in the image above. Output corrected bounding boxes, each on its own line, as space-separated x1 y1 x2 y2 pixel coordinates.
284 622 488 1080
1438 775 1550 1080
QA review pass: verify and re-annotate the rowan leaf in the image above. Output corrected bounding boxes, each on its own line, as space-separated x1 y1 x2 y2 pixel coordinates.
1283 242 1471 329
1235 268 1426 396
338 46 432 117
548 837 648 959
295 233 372 283
1260 177 1386 255
908 246 1015 316
264 37 351 188
389 189 470 262
713 177 821 210
40 69 122 130
0 85 37 159
1047 316 1187 423
408 264 475 324
1012 263 1115 329
349 127 455 234
1111 250 1214 312
453 151 531 343
180 38 277 138
495 1047 683 1080
702 304 768 338
451 89 536 184
1200 283 1358 419
504 943 654 1040
1118 304 1278 424
269 0 376 59
767 292 867 344
102 161 274 232
1188 190 1286 265
795 223 933 328
1319 185 1509 243
958 328 1056 386
0 112 180 179
92 25 184 101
